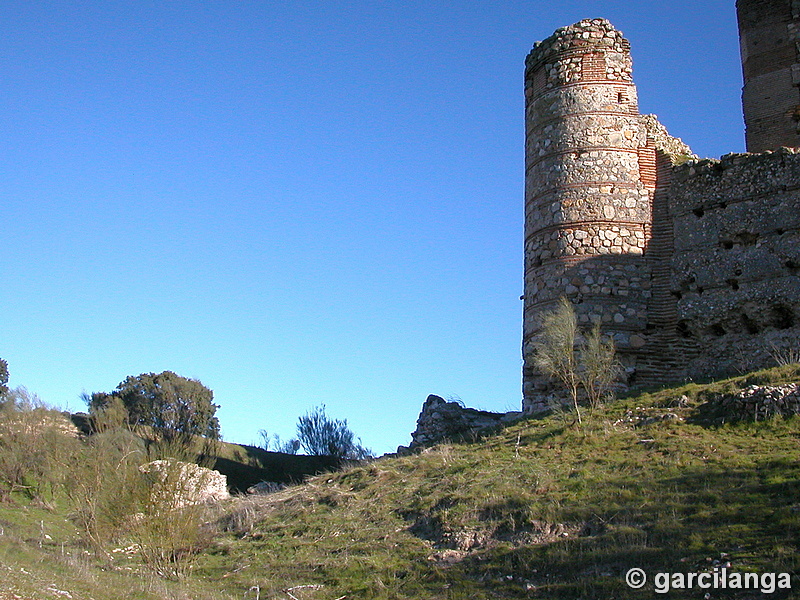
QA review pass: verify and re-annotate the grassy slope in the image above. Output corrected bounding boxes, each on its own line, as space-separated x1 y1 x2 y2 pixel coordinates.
2 365 799 599
209 439 340 493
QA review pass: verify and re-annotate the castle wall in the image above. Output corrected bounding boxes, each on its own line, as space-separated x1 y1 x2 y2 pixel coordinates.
737 0 800 152
669 149 800 376
522 20 654 410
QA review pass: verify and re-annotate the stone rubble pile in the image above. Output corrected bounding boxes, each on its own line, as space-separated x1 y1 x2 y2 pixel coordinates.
716 383 800 420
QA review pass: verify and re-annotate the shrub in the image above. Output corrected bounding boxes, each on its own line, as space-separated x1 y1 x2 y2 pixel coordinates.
533 297 621 422
296 405 371 459
89 371 220 446
0 387 76 501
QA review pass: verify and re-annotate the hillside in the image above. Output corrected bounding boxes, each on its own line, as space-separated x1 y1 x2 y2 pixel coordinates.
1 365 799 599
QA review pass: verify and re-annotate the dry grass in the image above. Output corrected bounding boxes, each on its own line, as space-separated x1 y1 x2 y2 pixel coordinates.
1 365 800 598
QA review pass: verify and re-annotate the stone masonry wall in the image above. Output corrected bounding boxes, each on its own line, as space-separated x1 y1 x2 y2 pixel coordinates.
522 19 693 411
737 0 800 152
669 148 800 377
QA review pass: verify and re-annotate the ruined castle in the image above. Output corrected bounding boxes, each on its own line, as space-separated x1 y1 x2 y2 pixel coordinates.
522 0 800 411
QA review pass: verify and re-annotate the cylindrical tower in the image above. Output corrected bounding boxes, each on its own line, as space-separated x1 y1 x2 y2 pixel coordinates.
737 0 800 152
522 19 653 411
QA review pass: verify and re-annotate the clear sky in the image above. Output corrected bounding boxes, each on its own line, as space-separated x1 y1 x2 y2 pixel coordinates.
1 1 745 455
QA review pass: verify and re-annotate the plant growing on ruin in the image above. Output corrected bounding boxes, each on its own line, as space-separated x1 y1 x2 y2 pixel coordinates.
533 298 583 424
533 297 621 423
579 323 622 409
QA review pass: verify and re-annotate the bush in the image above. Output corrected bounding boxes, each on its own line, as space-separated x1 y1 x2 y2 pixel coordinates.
533 297 621 422
65 431 216 577
296 405 371 459
258 429 300 454
0 387 76 501
89 371 220 446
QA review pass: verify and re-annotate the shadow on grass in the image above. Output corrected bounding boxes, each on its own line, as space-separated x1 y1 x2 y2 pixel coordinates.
423 463 800 598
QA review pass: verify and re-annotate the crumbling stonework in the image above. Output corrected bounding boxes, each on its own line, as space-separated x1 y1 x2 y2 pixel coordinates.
407 395 521 450
669 149 800 377
713 383 800 420
523 11 800 412
523 19 694 410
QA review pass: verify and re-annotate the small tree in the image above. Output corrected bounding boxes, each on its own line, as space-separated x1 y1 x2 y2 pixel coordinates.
258 429 300 454
533 297 621 423
0 359 8 400
579 323 622 409
89 371 220 446
296 405 371 459
533 297 582 423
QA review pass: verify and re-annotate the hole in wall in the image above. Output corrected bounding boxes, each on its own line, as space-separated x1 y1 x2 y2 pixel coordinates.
617 92 627 103
709 323 726 337
720 240 734 250
785 260 799 275
726 278 740 291
776 228 785 235
741 313 760 334
671 290 683 299
734 268 743 276
735 231 758 246
692 207 705 217
719 201 727 209
770 305 795 330
696 286 704 295
676 320 693 339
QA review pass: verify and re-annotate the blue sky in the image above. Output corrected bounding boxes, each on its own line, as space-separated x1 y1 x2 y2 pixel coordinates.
1 1 744 455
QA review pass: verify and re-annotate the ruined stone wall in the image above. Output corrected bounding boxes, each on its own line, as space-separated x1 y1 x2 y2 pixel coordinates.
669 149 800 377
737 0 800 152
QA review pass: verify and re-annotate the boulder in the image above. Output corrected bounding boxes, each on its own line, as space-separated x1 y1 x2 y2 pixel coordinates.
139 459 229 509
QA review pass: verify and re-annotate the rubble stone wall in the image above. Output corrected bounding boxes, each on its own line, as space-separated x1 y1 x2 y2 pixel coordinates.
737 0 800 152
669 149 800 377
522 19 692 410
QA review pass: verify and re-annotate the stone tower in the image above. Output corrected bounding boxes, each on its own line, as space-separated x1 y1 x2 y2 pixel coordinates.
522 19 692 411
737 0 800 151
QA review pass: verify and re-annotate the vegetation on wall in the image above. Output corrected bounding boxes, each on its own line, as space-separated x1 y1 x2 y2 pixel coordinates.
533 297 621 423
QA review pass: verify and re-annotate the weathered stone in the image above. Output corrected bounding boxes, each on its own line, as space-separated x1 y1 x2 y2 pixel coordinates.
408 395 520 450
711 384 800 421
522 11 800 413
139 460 229 509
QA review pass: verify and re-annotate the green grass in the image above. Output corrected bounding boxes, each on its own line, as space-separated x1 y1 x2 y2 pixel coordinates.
2 365 799 599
